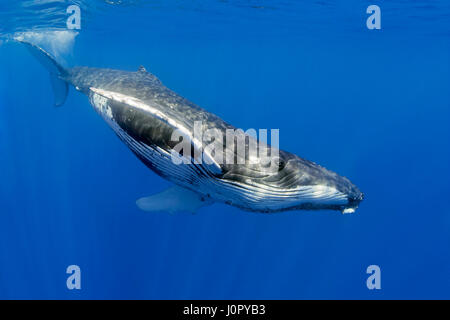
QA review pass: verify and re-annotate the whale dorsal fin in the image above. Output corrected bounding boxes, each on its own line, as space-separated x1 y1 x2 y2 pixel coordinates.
138 65 147 73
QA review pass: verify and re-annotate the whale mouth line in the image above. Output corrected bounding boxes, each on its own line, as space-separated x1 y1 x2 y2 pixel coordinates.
216 178 352 212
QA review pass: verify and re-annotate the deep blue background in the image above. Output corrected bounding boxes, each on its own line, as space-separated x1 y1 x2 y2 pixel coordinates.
0 1 449 299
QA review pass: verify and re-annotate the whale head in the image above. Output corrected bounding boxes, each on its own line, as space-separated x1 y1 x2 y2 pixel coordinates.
221 151 364 214
270 154 364 213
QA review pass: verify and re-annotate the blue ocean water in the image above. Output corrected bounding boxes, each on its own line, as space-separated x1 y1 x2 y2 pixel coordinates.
0 0 449 299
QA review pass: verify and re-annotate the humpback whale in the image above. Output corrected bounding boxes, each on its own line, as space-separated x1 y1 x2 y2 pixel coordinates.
19 41 363 214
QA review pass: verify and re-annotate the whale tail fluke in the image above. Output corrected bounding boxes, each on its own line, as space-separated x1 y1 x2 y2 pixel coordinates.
18 40 69 107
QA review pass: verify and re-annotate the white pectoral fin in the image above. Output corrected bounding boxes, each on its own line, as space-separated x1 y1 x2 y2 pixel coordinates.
136 185 213 214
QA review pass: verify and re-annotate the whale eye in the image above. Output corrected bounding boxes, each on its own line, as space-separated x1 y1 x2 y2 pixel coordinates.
264 156 285 171
274 158 286 172
278 159 286 170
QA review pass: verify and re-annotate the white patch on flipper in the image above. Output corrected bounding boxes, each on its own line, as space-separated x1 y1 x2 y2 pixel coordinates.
136 185 213 214
90 90 114 121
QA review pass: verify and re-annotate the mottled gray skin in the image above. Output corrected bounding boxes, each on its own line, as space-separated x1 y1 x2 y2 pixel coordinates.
62 65 363 213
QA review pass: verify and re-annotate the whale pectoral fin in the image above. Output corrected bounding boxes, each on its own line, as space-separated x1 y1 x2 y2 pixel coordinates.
136 185 213 214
